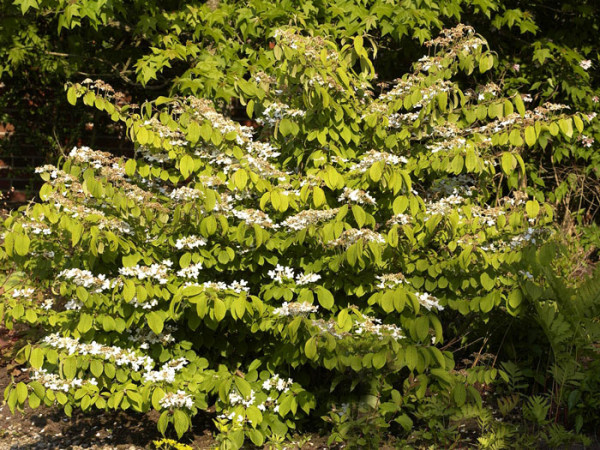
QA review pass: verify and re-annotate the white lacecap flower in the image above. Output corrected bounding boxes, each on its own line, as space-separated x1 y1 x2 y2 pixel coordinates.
268 265 295 283
175 235 207 250
273 301 319 317
159 390 194 409
176 262 203 279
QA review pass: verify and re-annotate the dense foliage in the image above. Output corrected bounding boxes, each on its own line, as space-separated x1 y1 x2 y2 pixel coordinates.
2 0 599 220
2 23 599 448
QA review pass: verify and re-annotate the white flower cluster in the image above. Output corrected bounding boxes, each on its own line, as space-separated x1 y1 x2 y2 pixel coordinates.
169 187 203 202
280 208 339 231
43 334 154 372
425 195 465 216
12 288 35 299
268 265 295 283
430 175 475 197
580 59 592 70
128 324 177 348
427 137 467 154
355 316 405 340
416 292 443 311
471 206 505 228
579 135 595 148
21 220 52 235
41 299 54 310
387 213 412 226
415 55 444 73
57 268 120 293
247 141 281 159
312 315 404 341
143 118 188 147
295 272 322 285
31 369 95 392
510 227 543 248
273 301 319 316
137 147 170 163
217 411 246 424
64 299 83 310
337 187 376 205
184 280 249 294
228 389 257 409
231 208 279 229
176 262 203 279
387 111 420 128
349 150 408 173
143 358 188 383
35 165 61 178
519 270 534 280
329 228 386 249
267 265 321 286
375 273 406 290
129 296 159 310
68 147 122 173
175 235 207 250
256 102 306 127
262 374 293 393
311 319 345 339
159 390 194 409
119 260 172 284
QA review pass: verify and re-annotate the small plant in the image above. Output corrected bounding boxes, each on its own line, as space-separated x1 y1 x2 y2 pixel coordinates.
153 438 194 450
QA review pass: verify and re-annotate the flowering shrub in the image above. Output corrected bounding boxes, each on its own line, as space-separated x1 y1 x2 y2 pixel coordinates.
1 25 595 446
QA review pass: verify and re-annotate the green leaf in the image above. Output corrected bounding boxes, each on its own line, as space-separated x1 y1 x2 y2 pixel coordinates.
352 205 366 228
514 95 526 116
247 429 265 446
526 200 540 217
508 289 523 309
501 153 516 174
480 273 495 291
147 311 164 335
63 357 77 379
372 351 386 369
395 414 413 431
180 155 194 178
152 387 165 411
305 337 318 359
67 87 77 106
78 313 93 333
558 118 573 138
157 410 170 435
173 409 189 438
124 159 137 176
14 234 30 256
573 115 584 133
392 196 408 215
213 298 227 321
234 376 252 398
478 53 494 73
246 405 263 427
453 384 467 406
187 121 200 143
29 348 44 370
316 287 334 309
508 129 523 147
90 360 103 378
16 382 28 404
524 126 537 147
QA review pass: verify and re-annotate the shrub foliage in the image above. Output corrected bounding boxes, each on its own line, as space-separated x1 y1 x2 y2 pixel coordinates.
1 25 597 447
